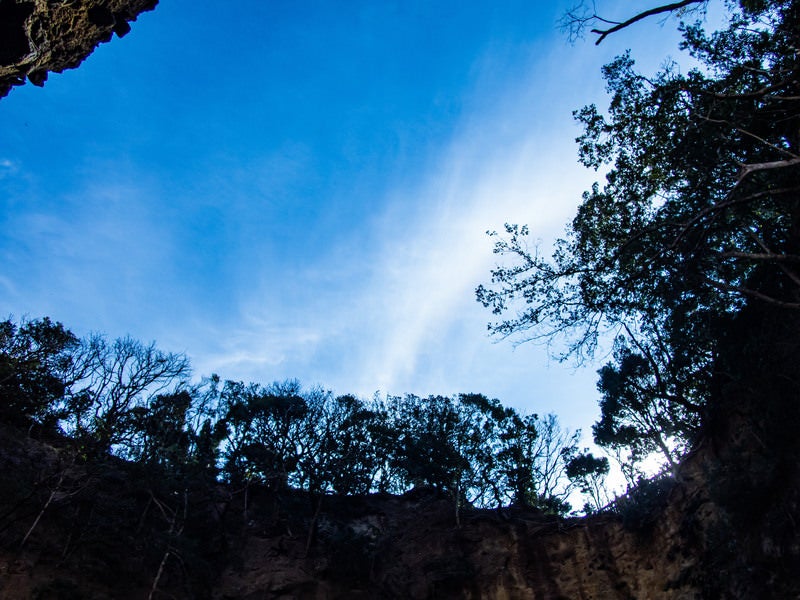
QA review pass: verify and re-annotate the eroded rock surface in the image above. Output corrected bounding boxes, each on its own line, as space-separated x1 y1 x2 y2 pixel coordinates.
0 0 158 97
210 462 705 599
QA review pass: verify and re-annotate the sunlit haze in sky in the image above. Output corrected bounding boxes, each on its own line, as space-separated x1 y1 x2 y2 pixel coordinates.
0 1 698 445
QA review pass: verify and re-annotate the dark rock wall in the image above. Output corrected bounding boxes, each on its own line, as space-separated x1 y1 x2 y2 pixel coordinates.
0 0 158 97
210 470 707 599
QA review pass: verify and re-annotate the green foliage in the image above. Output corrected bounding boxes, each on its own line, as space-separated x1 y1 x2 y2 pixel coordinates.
566 452 610 512
594 339 700 476
477 0 800 472
491 411 581 512
612 473 677 532
387 394 472 495
133 390 193 467
301 393 380 495
371 394 579 513
218 379 314 489
0 317 78 430
0 317 586 517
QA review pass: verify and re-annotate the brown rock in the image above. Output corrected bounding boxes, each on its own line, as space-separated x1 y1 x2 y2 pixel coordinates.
0 0 159 98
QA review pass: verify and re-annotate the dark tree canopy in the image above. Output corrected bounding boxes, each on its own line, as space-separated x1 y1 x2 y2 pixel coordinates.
0 317 79 429
478 0 800 472
0 316 602 515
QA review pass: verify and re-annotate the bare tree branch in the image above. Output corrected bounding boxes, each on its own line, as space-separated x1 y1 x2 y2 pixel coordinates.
738 157 800 182
590 0 706 45
707 279 800 310
721 251 800 263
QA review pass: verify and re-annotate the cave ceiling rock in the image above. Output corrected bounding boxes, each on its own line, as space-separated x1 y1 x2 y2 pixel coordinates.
0 0 158 98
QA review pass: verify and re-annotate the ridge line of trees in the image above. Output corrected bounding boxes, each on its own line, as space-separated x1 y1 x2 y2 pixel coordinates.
0 316 609 516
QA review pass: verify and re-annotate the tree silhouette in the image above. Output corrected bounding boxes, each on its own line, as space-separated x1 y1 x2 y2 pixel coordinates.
478 0 800 471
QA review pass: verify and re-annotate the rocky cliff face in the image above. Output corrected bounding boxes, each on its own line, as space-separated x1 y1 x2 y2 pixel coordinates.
0 0 158 97
209 453 714 599
212 491 692 599
0 425 754 600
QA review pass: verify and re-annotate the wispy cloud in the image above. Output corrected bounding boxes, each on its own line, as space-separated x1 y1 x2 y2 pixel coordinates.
0 166 179 338
344 49 603 397
0 158 18 179
205 41 604 413
353 138 588 396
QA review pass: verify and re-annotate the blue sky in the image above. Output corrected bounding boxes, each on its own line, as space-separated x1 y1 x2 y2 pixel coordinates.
0 1 694 440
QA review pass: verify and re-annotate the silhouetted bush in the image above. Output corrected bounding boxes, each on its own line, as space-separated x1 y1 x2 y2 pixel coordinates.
613 473 677 532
